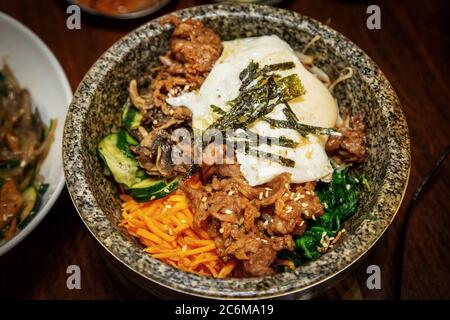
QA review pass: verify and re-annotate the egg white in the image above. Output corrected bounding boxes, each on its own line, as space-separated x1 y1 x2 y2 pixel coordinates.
167 35 338 186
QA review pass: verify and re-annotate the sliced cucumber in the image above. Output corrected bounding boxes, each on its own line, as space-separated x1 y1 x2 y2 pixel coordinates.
19 186 37 222
129 178 167 200
18 184 49 230
116 130 138 159
122 101 143 130
136 169 148 180
97 131 141 188
131 178 179 202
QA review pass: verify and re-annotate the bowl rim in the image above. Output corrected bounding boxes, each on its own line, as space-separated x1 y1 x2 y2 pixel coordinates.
63 3 411 299
0 12 72 256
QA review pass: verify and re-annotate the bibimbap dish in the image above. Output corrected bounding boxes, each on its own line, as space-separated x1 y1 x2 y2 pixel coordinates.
63 4 410 298
97 16 368 278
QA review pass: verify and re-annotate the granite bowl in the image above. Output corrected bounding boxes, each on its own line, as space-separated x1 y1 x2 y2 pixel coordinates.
63 3 410 299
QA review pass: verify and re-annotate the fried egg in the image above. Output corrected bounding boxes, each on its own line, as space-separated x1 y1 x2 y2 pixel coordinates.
167 35 338 186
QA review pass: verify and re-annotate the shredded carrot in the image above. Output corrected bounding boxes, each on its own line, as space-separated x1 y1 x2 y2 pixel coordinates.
120 189 236 278
218 261 236 278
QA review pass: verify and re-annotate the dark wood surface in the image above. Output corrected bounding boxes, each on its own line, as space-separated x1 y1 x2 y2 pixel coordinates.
0 0 449 300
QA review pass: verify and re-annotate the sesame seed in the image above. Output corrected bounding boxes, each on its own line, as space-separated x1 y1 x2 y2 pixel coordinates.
256 237 260 241
265 190 269 197
168 228 173 235
300 221 305 226
304 210 309 216
182 245 187 252
312 215 316 221
302 202 309 208
265 187 272 191
306 191 311 195
346 184 351 190
153 119 158 125
263 220 269 226
201 196 207 202
165 204 172 209
286 206 293 213
180 219 187 224
285 183 290 189
228 190 234 196
224 209 232 215
150 196 156 200
219 228 224 234
283 193 289 197
261 239 268 243
164 225 168 231
169 109 174 115
164 188 170 193
259 192 264 200
290 193 294 200
300 194 305 199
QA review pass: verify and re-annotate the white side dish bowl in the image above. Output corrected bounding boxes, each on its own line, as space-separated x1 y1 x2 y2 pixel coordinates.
0 12 72 256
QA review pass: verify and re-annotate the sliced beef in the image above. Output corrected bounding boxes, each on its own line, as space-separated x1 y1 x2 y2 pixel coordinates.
181 165 324 277
326 113 367 164
152 15 223 114
126 16 222 179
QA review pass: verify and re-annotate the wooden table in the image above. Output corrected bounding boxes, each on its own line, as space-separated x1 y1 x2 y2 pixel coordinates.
0 0 449 300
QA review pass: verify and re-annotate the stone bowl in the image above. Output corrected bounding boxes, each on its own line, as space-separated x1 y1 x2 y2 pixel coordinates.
63 3 410 299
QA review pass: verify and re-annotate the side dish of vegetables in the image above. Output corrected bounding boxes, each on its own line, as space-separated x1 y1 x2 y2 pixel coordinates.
0 64 56 241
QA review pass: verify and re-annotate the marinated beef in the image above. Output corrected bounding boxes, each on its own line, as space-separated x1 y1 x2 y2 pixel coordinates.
128 16 223 179
151 15 223 114
326 113 367 164
180 165 324 277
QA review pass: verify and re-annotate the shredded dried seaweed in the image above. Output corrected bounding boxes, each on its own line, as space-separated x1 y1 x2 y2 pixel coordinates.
207 60 305 131
263 111 338 137
243 146 296 168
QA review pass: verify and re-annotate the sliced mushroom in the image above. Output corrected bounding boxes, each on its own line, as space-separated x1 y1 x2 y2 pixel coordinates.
129 79 152 113
156 143 174 178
